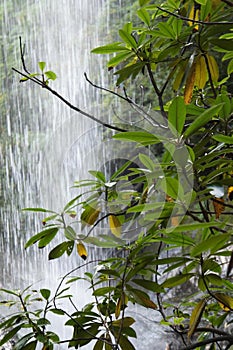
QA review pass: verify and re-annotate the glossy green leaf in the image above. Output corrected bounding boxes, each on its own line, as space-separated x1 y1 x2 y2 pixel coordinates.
91 42 129 54
25 227 59 249
38 229 59 248
137 8 150 27
168 96 186 136
107 51 133 68
183 104 223 138
162 274 193 288
119 29 137 49
113 131 161 145
213 134 233 144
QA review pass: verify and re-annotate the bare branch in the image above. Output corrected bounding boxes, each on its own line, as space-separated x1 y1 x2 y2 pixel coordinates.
157 6 233 25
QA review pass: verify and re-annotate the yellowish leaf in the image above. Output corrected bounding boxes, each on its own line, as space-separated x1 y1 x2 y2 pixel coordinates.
195 55 208 89
215 293 233 311
228 186 233 201
188 6 199 31
109 215 121 237
188 299 206 339
207 54 219 84
115 297 122 319
77 242 88 260
184 61 196 104
172 60 187 92
213 197 225 219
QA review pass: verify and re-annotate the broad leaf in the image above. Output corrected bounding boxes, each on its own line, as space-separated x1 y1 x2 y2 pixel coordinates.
183 104 223 138
188 299 206 339
168 96 186 135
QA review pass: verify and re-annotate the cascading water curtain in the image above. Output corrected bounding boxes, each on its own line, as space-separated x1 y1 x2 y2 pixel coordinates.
0 0 112 290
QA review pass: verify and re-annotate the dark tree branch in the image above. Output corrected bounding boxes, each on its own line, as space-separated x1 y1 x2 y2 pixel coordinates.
157 6 233 25
180 336 233 350
12 67 127 133
84 72 168 130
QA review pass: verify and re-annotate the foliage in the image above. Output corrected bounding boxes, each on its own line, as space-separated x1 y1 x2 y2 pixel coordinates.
1 0 233 349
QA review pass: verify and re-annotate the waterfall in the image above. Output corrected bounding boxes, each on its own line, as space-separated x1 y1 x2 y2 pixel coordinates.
0 1 178 348
0 0 111 289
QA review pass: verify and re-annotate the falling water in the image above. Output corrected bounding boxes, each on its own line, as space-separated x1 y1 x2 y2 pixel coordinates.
0 1 180 348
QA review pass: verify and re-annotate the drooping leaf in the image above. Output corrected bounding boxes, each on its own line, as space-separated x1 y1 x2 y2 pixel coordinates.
191 233 230 257
81 205 100 227
0 325 22 346
64 226 77 240
206 54 219 83
195 55 208 89
188 299 206 339
77 242 88 260
25 227 59 249
168 96 186 136
184 60 196 104
215 293 233 311
213 197 225 219
115 297 122 319
109 215 121 238
228 186 233 201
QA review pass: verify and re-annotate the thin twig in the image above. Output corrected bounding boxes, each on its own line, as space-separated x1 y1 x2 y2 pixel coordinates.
157 6 233 25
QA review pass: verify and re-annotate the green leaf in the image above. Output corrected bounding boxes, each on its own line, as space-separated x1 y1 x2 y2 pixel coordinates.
168 96 186 136
113 131 161 145
195 0 207 4
38 61 46 71
227 59 233 75
93 287 115 297
107 51 133 68
0 325 21 346
191 233 231 257
89 170 106 183
93 339 104 350
188 299 206 339
139 0 151 6
139 153 155 171
22 207 56 213
49 308 65 315
132 279 164 293
157 177 183 200
40 289 51 300
49 241 72 260
118 335 136 350
38 229 59 248
25 227 59 249
91 42 129 54
64 226 77 240
119 29 137 49
0 288 19 296
213 135 233 144
112 317 135 328
183 104 224 138
162 274 193 288
137 8 150 27
45 71 57 80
